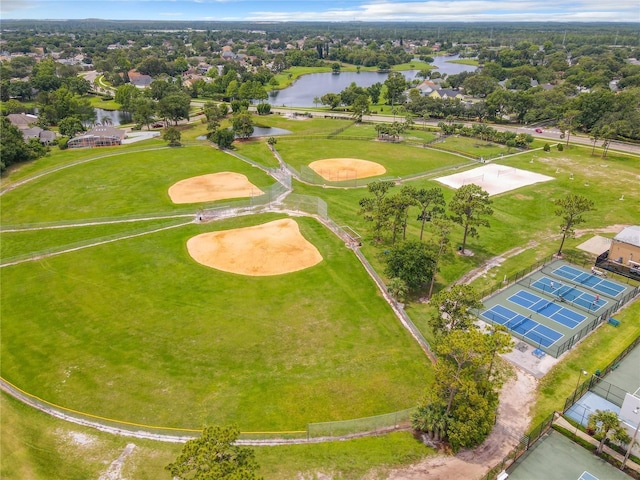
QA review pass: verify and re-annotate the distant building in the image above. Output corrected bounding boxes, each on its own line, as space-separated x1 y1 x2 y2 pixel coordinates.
7 113 38 129
22 127 57 145
609 226 640 267
6 114 56 144
128 70 153 88
597 225 640 278
67 126 126 149
429 88 464 100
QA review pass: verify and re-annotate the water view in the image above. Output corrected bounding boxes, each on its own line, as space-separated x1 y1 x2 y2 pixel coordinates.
268 55 477 107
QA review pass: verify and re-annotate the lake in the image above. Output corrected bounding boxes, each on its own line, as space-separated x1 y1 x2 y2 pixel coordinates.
268 55 477 107
92 108 131 126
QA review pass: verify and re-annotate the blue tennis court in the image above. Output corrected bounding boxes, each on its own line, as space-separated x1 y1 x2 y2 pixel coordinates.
481 304 563 347
578 472 599 480
551 264 626 298
530 276 607 313
508 290 587 329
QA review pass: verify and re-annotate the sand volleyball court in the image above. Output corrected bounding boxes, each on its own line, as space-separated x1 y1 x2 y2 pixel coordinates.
187 218 323 276
168 172 264 204
309 158 386 182
436 163 554 196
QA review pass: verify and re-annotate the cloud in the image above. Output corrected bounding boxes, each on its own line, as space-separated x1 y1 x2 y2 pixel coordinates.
246 0 636 22
1 0 39 13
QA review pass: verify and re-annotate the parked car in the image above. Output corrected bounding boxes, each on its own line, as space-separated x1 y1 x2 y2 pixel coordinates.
535 128 543 133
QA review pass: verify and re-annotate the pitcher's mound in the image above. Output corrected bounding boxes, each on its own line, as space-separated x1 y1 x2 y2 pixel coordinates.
187 218 323 276
309 158 386 181
168 172 264 204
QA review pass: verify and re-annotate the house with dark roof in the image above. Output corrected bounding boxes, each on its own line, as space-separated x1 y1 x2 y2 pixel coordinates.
128 70 153 88
22 127 57 145
429 88 464 100
7 114 56 144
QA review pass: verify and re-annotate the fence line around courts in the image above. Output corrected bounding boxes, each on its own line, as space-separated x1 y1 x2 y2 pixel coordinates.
479 412 556 480
563 334 640 414
478 254 639 358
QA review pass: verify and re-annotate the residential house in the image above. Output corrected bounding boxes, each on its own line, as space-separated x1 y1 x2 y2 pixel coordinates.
22 127 57 145
428 88 464 100
7 113 38 129
128 70 153 88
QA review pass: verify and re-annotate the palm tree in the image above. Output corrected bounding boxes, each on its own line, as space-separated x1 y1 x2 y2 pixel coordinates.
588 410 630 455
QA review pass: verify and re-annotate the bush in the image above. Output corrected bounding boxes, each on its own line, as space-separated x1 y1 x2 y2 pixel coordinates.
256 103 271 115
557 143 564 151
57 137 69 150
543 143 551 152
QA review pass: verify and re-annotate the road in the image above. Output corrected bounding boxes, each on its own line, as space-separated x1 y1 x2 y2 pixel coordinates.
270 107 640 156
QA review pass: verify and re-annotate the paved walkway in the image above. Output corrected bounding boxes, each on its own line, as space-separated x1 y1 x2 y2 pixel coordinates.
554 414 640 474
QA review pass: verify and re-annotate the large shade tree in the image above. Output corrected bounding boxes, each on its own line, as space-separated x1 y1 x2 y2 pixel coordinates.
384 240 436 291
412 327 513 451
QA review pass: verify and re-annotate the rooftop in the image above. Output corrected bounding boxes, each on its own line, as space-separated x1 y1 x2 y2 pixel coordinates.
614 225 640 247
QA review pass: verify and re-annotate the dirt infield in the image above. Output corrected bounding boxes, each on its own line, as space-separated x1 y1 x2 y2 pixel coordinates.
168 172 263 204
309 158 386 181
186 218 323 276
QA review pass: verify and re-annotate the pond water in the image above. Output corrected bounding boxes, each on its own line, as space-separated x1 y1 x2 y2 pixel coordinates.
249 126 292 137
196 126 292 141
92 108 132 126
268 55 477 107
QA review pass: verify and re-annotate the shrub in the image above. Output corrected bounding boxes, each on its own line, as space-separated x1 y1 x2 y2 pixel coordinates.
543 143 551 152
557 143 564 151
256 103 271 115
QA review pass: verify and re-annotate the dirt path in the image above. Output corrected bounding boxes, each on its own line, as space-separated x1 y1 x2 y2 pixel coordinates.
98 444 136 480
454 240 538 286
385 370 536 480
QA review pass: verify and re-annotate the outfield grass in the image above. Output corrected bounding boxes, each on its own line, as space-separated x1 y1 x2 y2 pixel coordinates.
1 211 432 430
0 145 276 224
0 218 188 261
276 138 471 178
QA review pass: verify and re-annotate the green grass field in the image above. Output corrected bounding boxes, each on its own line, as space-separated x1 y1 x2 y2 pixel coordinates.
275 137 471 178
0 145 276 224
1 141 434 431
0 391 434 480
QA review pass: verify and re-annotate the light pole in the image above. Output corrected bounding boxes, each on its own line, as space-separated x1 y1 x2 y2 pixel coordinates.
621 406 640 470
575 369 588 392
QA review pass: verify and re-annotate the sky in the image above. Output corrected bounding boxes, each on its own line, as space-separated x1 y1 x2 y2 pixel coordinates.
1 0 638 23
